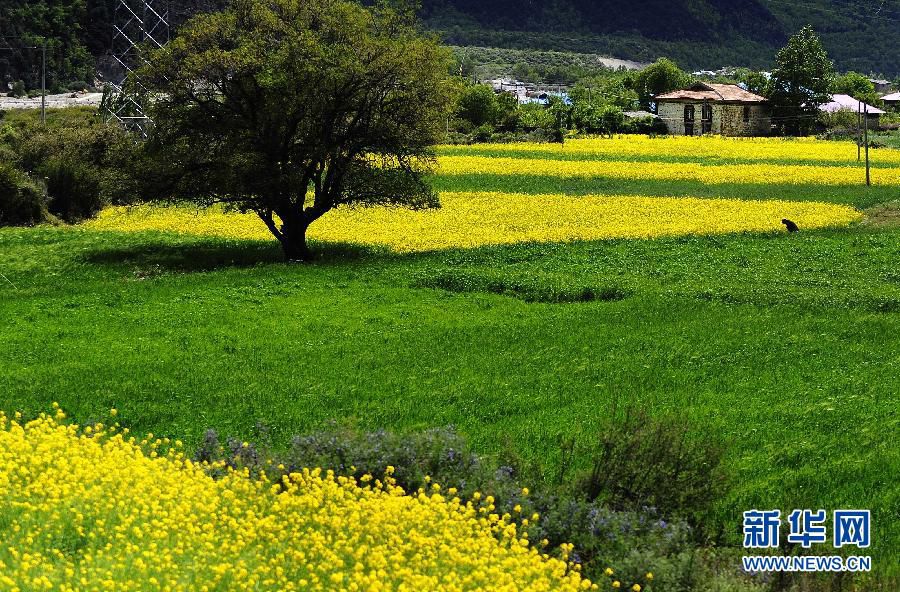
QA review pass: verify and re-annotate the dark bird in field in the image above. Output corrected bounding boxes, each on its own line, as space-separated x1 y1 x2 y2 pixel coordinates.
781 218 799 233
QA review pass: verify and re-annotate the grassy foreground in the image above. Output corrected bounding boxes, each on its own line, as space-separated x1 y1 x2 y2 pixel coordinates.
1 223 899 571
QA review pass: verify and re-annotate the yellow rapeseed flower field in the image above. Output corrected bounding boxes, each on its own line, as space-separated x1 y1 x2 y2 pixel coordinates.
87 193 861 253
442 136 900 165
0 409 593 592
438 156 900 186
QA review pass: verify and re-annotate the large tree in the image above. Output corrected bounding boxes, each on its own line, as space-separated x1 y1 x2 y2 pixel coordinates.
628 58 691 110
768 25 834 135
135 0 455 260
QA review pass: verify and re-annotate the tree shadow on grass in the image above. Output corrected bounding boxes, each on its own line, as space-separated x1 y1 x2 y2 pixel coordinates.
82 237 385 274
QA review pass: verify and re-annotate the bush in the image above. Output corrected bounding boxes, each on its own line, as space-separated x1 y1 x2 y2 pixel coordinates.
0 163 46 226
577 405 729 530
2 110 142 221
456 84 499 127
43 158 103 221
9 80 26 98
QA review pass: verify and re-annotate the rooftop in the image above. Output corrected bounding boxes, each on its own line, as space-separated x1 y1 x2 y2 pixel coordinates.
819 94 886 115
882 92 900 102
654 82 767 103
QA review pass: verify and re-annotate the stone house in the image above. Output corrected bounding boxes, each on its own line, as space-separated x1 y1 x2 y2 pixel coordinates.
882 92 900 111
654 82 770 136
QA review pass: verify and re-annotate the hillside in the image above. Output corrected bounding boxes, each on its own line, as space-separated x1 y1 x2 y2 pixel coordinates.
1 0 898 92
424 0 900 75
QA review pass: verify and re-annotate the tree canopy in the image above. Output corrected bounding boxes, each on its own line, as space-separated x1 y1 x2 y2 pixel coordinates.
136 0 456 260
831 72 880 106
768 25 834 135
627 58 691 110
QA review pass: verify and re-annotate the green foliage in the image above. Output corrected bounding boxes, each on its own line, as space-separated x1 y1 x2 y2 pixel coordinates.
136 0 455 260
0 163 45 226
0 1 94 92
832 72 880 106
456 84 499 128
42 159 103 222
577 405 728 529
516 103 555 130
770 26 835 135
628 58 692 109
734 69 771 97
0 108 137 223
9 81 26 98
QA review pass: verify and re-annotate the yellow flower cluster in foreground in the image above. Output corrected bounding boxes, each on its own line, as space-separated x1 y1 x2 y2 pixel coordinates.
442 136 900 165
0 409 593 592
87 193 861 252
438 156 900 186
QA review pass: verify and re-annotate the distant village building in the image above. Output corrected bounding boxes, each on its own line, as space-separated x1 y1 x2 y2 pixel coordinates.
819 94 885 127
654 82 770 136
882 92 900 111
869 79 892 94
487 79 571 105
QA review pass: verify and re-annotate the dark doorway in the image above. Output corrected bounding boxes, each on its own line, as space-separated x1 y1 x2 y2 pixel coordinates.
684 104 695 136
701 103 713 134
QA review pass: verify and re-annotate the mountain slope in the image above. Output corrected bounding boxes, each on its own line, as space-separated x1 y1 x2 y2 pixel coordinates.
423 0 900 75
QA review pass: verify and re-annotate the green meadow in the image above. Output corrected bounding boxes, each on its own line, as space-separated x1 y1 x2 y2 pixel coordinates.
1 134 899 576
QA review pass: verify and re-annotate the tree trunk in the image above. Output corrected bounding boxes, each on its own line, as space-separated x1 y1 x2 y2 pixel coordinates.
278 220 312 262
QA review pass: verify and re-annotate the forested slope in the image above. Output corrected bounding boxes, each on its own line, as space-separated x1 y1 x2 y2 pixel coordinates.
1 0 898 91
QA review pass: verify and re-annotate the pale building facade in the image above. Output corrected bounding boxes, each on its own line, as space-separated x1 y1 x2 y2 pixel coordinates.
654 83 770 136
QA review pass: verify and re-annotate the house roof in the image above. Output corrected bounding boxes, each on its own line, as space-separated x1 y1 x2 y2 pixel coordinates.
654 82 767 103
820 94 886 115
882 92 900 102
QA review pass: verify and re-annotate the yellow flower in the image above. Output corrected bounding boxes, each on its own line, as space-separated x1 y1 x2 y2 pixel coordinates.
109 408 117 417
632 585 641 592
605 568 614 577
612 581 621 589
89 194 860 254
0 410 594 591
646 572 653 581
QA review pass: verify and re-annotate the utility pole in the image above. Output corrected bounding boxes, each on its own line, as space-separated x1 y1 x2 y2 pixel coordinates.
864 104 870 187
857 101 861 161
41 39 46 125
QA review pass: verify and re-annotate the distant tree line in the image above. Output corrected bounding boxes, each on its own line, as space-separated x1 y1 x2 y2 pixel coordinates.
451 26 896 140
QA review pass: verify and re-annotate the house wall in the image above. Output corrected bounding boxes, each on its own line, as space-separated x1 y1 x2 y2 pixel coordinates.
658 102 770 136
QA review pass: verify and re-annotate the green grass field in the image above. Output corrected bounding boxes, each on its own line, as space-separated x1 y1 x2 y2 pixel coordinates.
2 135 899 577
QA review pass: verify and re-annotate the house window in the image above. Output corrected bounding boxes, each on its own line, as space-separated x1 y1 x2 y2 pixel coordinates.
701 103 713 134
743 105 751 123
684 104 695 136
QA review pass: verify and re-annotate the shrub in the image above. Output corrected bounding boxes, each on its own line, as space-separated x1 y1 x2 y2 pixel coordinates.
43 158 103 221
456 84 499 127
0 163 46 226
577 405 729 531
7 111 142 220
471 123 495 142
9 80 26 98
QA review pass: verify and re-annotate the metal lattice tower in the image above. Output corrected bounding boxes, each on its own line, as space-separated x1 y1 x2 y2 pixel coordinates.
105 0 169 137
